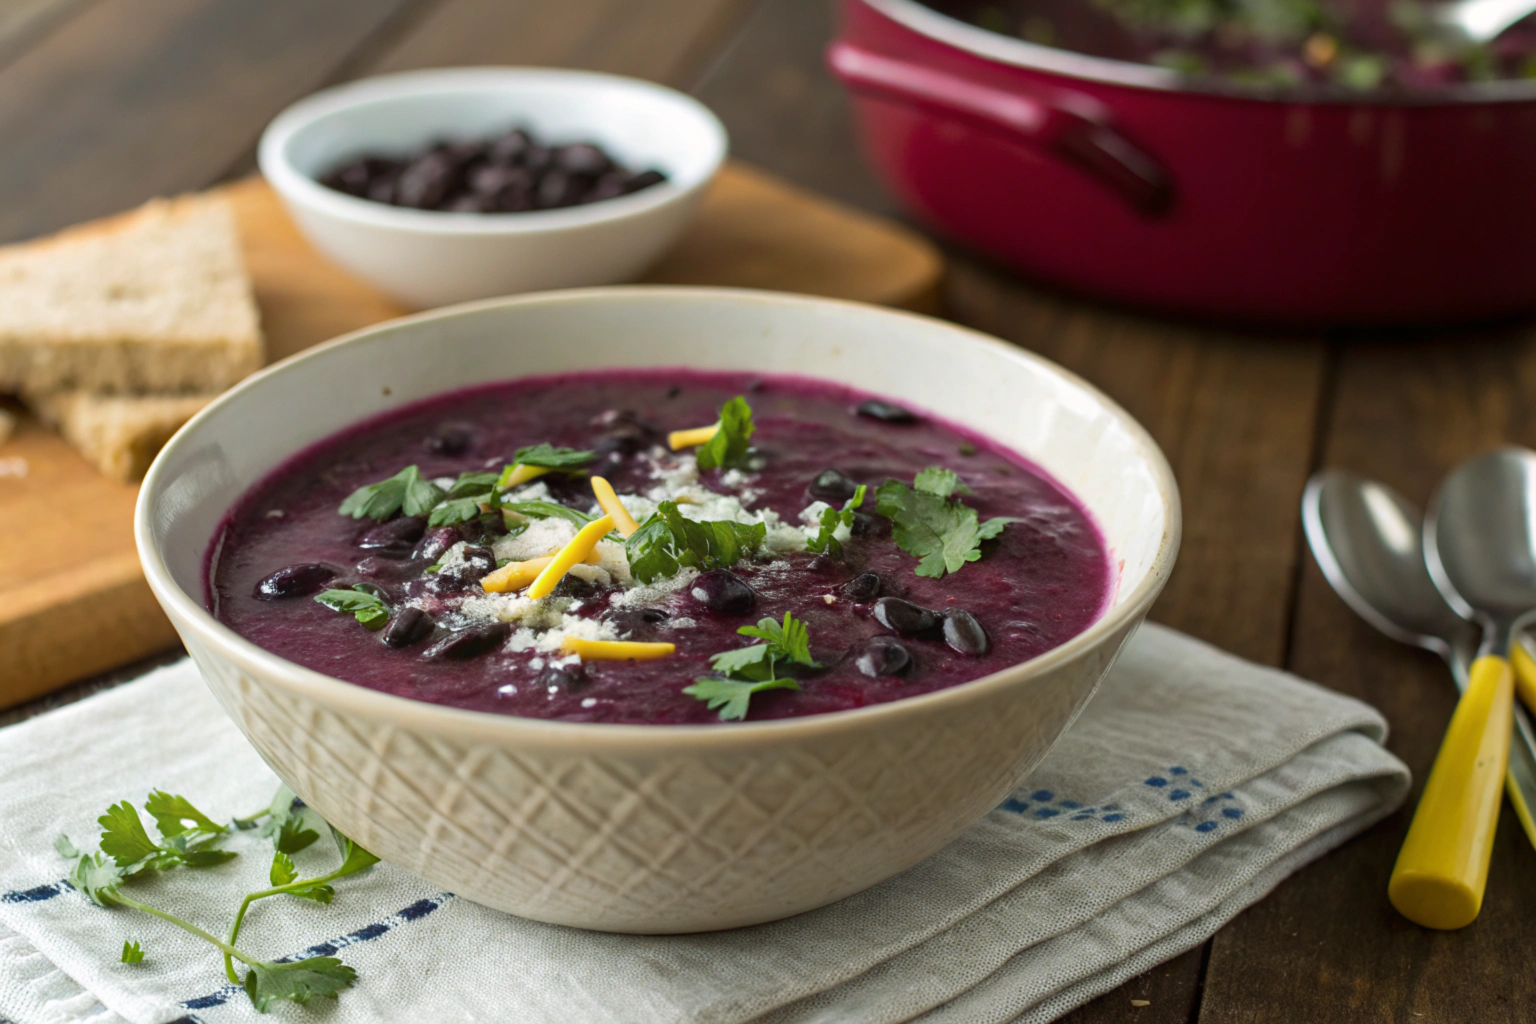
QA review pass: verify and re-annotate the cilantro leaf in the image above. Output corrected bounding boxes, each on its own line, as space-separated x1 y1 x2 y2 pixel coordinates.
331 828 381 878
737 613 819 668
270 851 297 887
180 848 239 868
682 676 800 722
54 834 80 859
243 957 356 1012
875 470 1017 579
145 791 226 841
913 467 968 498
707 641 778 680
121 940 145 964
805 485 867 557
97 802 160 866
426 471 504 527
509 443 594 471
314 587 390 630
257 786 322 853
69 852 125 906
338 466 443 521
625 501 766 584
502 500 595 528
696 396 755 471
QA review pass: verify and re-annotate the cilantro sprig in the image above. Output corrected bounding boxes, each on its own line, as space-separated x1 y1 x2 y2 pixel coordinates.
495 444 594 490
696 396 755 471
625 501 767 584
426 470 502 527
684 612 818 721
875 467 1017 579
314 584 390 630
59 787 377 1013
338 466 443 522
806 484 867 557
502 500 596 528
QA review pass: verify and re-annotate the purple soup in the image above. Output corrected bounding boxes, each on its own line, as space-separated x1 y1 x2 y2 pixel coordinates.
207 370 1112 725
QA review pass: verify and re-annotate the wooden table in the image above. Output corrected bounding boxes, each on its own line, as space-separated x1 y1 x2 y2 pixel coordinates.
1 1 1531 1020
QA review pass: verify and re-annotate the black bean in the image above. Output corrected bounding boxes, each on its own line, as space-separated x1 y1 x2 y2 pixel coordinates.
413 527 461 562
425 422 473 455
355 556 432 582
536 170 585 209
942 610 990 656
358 515 427 552
856 399 918 424
460 545 497 575
873 597 941 635
555 143 612 177
382 607 435 649
445 192 494 213
551 573 601 599
607 607 670 637
690 569 756 615
849 511 889 538
842 573 883 602
855 637 912 677
587 173 629 202
254 564 337 600
424 622 511 660
538 664 589 691
809 469 859 503
624 169 667 194
395 151 464 209
488 129 532 165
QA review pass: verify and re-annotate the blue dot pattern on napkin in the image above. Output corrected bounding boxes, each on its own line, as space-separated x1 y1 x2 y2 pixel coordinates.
994 765 1246 833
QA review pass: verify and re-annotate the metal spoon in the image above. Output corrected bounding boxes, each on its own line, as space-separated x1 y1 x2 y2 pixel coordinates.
1304 470 1519 930
1304 470 1536 840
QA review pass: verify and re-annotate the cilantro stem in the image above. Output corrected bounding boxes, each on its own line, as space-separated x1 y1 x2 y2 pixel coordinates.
222 865 352 984
111 893 263 968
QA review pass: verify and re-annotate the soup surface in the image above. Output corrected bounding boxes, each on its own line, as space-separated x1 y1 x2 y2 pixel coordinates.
933 0 1536 91
208 370 1112 725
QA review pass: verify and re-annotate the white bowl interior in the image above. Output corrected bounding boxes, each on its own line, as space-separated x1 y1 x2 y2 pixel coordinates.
147 289 1172 635
274 68 724 197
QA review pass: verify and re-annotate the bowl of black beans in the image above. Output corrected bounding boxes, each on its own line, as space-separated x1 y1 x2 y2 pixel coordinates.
258 67 727 309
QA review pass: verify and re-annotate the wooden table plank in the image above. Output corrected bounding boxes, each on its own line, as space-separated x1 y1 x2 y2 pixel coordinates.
0 0 422 245
1197 329 1536 1023
693 3 1331 1021
366 0 757 88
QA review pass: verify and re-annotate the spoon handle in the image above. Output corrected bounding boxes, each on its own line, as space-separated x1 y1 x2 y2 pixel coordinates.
1388 654 1513 930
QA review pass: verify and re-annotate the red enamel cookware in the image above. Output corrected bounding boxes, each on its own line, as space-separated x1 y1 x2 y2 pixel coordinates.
830 0 1536 325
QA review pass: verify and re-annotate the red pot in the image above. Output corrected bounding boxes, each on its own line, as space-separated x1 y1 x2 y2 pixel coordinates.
830 0 1536 325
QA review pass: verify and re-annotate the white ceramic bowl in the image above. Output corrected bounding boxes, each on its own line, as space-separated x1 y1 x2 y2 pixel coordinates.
136 288 1180 933
257 68 727 309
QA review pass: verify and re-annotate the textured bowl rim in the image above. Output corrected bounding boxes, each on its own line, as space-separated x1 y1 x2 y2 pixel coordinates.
861 0 1536 106
135 286 1181 753
257 66 728 236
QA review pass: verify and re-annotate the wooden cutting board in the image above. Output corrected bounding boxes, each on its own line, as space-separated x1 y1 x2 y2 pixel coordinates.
0 162 943 709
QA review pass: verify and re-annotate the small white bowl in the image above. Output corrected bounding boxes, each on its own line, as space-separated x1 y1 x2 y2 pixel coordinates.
136 288 1180 933
257 68 727 309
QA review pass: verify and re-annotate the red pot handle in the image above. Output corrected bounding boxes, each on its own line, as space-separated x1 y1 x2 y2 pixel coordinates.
827 41 1174 216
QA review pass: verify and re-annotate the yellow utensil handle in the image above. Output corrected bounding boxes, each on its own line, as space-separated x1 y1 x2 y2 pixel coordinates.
1509 637 1536 716
1389 654 1513 929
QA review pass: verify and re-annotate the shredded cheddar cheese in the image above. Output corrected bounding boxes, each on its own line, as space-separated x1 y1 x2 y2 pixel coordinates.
561 637 676 661
590 476 640 538
479 556 555 593
526 514 615 599
668 423 720 451
500 463 551 489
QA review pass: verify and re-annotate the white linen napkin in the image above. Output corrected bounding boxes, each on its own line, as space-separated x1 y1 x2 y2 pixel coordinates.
0 624 1409 1024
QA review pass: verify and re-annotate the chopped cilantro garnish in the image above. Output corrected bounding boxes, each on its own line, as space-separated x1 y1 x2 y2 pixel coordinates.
682 676 800 721
337 465 443 521
806 484 867 557
502 500 596 527
426 470 502 527
121 940 145 964
314 585 390 630
685 612 818 720
875 468 1016 579
625 501 767 584
696 396 755 471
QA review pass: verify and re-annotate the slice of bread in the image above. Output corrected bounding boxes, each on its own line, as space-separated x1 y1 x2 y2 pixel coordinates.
28 390 213 482
0 195 262 394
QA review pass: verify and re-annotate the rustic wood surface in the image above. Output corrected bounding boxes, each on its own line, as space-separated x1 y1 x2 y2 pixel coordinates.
0 0 1531 1021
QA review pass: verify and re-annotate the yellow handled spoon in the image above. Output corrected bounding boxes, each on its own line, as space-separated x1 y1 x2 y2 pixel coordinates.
1403 448 1536 929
